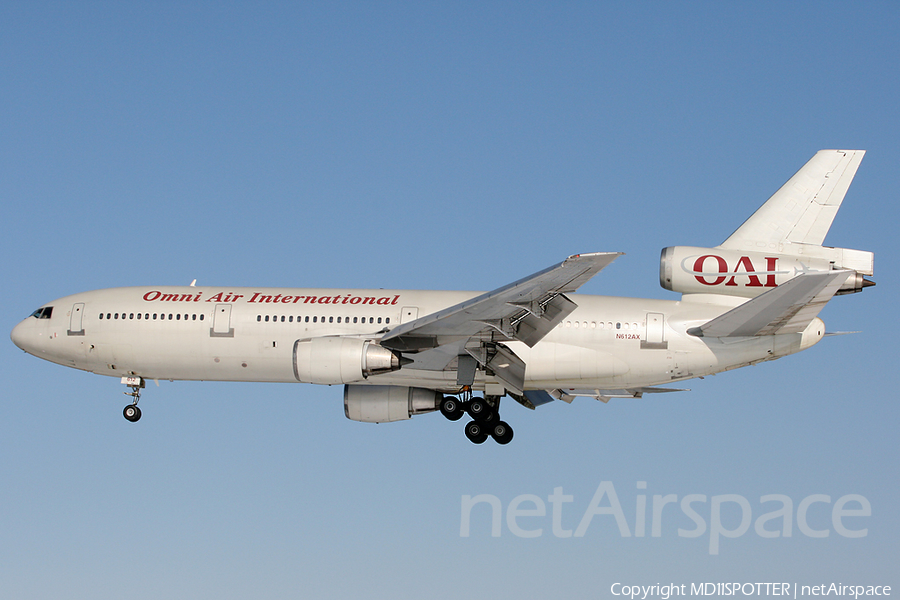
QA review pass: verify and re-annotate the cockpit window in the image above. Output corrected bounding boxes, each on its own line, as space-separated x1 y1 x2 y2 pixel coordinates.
29 307 53 319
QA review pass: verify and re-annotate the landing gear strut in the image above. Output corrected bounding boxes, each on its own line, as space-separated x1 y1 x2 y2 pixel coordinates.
122 376 144 422
440 391 514 445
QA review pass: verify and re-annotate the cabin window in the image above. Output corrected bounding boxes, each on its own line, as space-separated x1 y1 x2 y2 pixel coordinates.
289 316 293 323
385 317 390 324
616 322 621 329
329 316 334 323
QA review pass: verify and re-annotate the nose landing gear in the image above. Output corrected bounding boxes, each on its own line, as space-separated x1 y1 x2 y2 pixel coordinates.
440 392 514 445
121 376 145 422
123 403 142 422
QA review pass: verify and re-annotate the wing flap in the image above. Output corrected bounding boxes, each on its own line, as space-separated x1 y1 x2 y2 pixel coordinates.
550 387 688 403
687 270 851 338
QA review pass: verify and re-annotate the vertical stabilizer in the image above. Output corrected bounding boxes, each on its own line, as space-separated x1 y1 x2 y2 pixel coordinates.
720 150 865 250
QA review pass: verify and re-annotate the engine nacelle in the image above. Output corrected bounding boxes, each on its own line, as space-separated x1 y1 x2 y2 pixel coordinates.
343 385 441 423
659 246 870 298
293 337 401 384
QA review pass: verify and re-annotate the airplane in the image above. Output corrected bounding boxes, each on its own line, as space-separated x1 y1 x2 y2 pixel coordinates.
11 150 876 445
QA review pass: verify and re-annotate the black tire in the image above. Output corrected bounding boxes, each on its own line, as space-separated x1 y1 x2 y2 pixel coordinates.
439 396 464 421
123 405 142 422
491 421 514 445
464 420 488 444
468 398 490 421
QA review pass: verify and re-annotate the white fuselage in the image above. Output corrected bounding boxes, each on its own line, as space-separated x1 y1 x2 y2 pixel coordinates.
10 285 824 393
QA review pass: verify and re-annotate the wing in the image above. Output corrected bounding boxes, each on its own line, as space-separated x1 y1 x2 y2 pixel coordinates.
719 150 864 249
380 252 622 353
687 270 851 338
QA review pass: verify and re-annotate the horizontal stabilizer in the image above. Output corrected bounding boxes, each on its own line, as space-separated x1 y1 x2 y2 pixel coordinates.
688 270 850 338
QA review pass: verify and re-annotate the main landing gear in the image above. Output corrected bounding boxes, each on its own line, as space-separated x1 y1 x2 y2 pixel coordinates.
439 394 514 445
122 376 145 422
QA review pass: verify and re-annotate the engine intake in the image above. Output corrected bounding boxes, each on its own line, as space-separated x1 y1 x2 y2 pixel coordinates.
293 337 401 384
344 385 441 423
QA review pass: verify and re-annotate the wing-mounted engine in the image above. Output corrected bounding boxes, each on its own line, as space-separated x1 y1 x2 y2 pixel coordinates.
293 337 404 384
659 246 874 299
343 385 441 423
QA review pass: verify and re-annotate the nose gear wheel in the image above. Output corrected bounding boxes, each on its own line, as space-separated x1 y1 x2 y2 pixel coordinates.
122 378 144 422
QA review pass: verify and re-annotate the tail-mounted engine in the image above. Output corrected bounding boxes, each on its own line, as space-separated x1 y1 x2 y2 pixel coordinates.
660 246 874 299
293 337 403 384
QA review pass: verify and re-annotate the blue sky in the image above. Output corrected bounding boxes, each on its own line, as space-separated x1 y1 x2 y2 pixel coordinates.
1 2 897 598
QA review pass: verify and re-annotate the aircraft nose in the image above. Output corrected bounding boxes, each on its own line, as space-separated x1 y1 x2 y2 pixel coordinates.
10 321 30 352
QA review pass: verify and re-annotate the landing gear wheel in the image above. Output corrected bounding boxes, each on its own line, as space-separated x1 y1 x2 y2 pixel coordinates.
464 420 489 444
491 421 514 445
123 404 142 422
468 397 491 422
481 410 499 427
439 396 464 421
